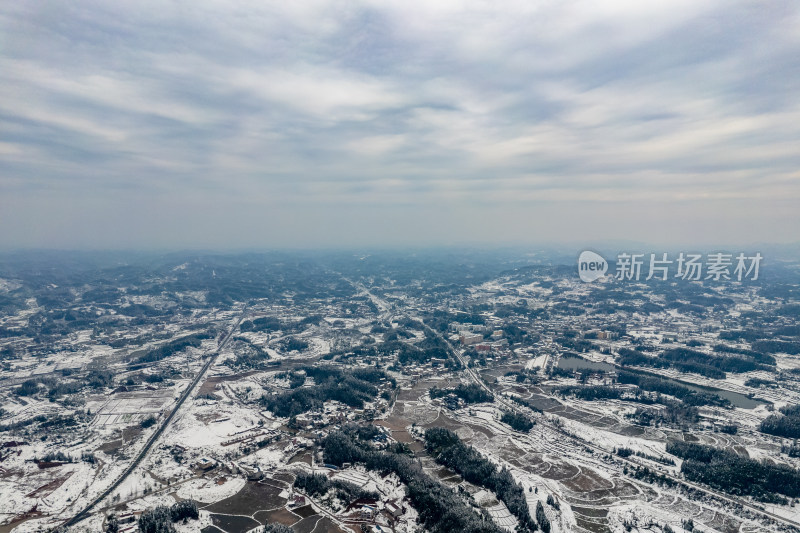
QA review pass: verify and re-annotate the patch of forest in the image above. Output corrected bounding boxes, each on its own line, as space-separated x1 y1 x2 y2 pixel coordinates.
133 332 214 364
320 425 523 533
500 411 535 432
760 404 800 439
617 370 730 407
618 347 772 379
293 472 378 502
425 427 537 531
261 366 394 417
667 441 800 502
429 383 493 404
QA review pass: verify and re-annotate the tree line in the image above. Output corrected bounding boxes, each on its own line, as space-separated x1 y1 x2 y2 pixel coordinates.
133 332 213 365
617 370 729 407
618 347 772 379
667 440 800 502
424 427 538 531
760 404 800 439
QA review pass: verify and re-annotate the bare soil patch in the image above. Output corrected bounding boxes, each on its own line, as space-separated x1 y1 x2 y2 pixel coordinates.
289 451 313 465
26 472 73 498
122 425 143 442
0 510 43 533
96 438 123 455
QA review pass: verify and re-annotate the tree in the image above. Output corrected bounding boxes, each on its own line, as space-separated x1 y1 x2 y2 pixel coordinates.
138 506 175 533
170 500 198 522
106 514 119 533
546 494 559 510
263 524 293 533
501 411 535 432
536 501 550 533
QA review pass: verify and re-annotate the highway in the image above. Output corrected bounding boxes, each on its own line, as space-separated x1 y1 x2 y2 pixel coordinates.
62 311 246 528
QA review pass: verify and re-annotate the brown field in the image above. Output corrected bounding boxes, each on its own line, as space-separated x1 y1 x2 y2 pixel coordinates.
615 425 645 437
96 438 123 455
421 413 463 432
203 480 287 515
376 414 416 444
209 513 260 533
293 515 324 533
377 415 408 431
499 443 525 460
570 506 608 518
122 425 143 442
254 508 301 526
566 477 643 504
541 461 580 481
312 516 348 533
561 470 614 492
289 451 313 465
272 472 295 485
197 372 258 398
430 467 461 484
407 441 425 453
292 504 318 518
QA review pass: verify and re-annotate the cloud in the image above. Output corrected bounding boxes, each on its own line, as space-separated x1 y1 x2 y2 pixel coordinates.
0 0 798 248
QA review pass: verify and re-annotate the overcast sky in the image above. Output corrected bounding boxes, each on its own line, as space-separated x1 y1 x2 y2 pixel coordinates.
1 0 798 250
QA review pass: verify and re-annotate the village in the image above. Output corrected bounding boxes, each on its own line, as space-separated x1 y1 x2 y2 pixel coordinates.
1 253 800 533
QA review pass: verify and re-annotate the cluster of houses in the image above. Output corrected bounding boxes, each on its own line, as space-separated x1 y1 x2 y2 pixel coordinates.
290 399 385 432
457 326 510 353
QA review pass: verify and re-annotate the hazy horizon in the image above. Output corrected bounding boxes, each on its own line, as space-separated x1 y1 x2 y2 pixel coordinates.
2 1 799 249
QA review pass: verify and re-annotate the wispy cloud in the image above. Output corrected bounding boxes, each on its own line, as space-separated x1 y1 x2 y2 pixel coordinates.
1 0 798 248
